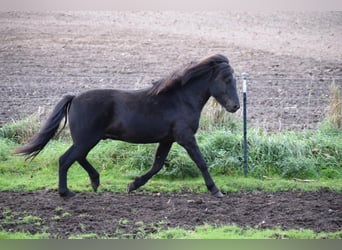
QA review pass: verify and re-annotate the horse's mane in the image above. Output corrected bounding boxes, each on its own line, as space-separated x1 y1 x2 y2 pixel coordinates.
149 54 230 96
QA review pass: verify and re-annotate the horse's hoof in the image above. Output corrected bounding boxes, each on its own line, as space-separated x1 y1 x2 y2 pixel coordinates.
212 190 224 198
127 182 136 193
91 183 98 192
91 177 100 192
59 190 76 199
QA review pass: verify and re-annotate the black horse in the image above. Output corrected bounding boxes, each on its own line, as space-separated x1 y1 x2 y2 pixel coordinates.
14 54 240 198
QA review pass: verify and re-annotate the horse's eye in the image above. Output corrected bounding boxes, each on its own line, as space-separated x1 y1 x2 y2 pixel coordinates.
226 74 233 81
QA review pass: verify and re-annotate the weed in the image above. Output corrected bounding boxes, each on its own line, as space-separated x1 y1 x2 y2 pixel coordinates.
54 206 63 212
53 215 61 221
118 218 129 225
327 80 342 129
1 208 13 224
22 215 42 225
62 212 71 217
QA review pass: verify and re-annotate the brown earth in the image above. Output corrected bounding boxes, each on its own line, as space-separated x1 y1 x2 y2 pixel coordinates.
0 12 341 130
0 189 341 238
0 12 342 238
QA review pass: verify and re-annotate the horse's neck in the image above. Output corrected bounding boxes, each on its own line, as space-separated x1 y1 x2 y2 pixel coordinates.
181 78 211 112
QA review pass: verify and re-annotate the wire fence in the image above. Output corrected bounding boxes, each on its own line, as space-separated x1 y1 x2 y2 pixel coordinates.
0 74 341 131
245 76 341 131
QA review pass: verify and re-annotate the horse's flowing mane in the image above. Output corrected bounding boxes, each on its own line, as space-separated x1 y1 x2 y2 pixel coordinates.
149 54 230 95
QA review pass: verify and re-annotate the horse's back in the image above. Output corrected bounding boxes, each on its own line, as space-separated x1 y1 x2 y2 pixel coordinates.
67 88 174 143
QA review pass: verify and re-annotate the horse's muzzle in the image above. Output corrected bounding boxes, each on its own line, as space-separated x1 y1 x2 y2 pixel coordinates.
226 104 240 113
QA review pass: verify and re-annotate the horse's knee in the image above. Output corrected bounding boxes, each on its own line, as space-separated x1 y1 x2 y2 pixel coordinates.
58 156 67 169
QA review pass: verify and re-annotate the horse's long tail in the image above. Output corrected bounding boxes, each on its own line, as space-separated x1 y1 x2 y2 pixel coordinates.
13 95 75 160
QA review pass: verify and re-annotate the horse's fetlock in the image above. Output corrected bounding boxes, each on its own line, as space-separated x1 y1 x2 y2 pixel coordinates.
90 175 100 192
127 182 136 193
59 189 75 199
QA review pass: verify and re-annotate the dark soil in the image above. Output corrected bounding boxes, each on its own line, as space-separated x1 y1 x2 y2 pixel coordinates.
0 189 341 238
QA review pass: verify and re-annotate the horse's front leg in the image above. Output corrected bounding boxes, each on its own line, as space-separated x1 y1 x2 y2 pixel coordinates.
177 135 224 198
128 141 173 192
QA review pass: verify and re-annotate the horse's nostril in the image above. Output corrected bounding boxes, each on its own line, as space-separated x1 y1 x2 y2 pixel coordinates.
235 104 240 110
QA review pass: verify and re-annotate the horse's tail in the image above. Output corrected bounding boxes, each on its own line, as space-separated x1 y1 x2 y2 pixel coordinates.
13 95 75 160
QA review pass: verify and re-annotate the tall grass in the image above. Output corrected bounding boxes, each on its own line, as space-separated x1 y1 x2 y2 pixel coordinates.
200 98 240 131
88 122 342 180
327 80 342 129
1 118 341 182
0 107 70 144
0 113 41 144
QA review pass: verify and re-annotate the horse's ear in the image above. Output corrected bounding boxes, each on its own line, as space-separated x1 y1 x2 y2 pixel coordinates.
209 60 216 67
212 61 230 79
216 54 229 65
181 63 207 85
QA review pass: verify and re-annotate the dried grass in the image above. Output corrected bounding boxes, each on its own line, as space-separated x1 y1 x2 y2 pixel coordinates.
327 80 342 129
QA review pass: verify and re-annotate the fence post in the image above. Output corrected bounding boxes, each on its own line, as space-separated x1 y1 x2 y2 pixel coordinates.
242 72 248 177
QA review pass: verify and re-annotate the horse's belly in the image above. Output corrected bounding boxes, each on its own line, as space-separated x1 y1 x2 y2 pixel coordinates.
105 122 171 143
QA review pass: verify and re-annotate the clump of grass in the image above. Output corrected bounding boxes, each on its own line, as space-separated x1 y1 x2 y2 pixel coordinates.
201 98 240 131
22 215 42 225
200 129 242 176
0 108 71 144
162 145 200 179
0 231 49 239
247 125 341 179
0 113 41 144
327 80 342 129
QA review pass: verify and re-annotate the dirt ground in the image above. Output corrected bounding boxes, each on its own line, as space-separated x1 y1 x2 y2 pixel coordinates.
0 12 342 237
0 12 342 130
0 189 341 238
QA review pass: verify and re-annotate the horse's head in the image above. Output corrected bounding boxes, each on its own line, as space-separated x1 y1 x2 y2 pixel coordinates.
209 62 240 113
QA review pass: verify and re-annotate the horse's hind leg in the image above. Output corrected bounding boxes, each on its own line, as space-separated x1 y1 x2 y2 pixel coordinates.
58 145 78 198
128 142 172 192
58 138 101 198
78 158 100 192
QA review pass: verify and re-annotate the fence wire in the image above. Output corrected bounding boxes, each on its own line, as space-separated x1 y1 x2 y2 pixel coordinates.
0 75 341 131
240 77 341 131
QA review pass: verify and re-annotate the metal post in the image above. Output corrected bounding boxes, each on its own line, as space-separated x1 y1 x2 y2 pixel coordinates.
242 72 248 177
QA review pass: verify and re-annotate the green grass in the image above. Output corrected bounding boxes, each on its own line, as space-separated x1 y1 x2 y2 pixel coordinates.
0 121 341 193
0 231 49 239
0 119 341 193
149 224 342 239
1 225 340 239
0 137 341 193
